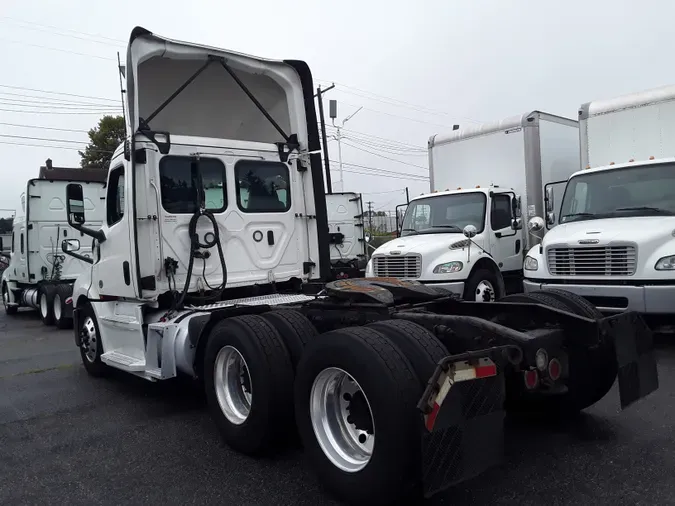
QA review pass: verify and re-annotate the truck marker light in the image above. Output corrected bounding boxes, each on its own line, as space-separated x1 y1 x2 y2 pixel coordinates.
524 369 539 389
629 159 635 162
609 162 615 165
425 358 497 431
535 348 548 371
475 185 480 188
65 297 73 305
548 358 562 381
649 156 655 160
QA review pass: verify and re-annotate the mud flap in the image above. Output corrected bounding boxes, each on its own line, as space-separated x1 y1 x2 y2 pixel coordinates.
419 354 509 498
604 312 659 409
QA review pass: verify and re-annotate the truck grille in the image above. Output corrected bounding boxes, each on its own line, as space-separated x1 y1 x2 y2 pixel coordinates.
547 245 637 276
372 254 422 279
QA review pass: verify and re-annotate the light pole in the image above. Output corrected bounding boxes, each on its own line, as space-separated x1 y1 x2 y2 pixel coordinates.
329 101 362 193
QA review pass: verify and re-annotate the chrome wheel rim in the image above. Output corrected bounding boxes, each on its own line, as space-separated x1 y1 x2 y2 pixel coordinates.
2 287 8 309
475 280 496 302
310 367 375 473
214 346 252 425
40 293 49 317
81 316 98 363
53 294 62 321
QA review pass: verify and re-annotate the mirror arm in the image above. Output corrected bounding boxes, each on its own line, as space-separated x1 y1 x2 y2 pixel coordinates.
71 223 106 243
61 241 93 264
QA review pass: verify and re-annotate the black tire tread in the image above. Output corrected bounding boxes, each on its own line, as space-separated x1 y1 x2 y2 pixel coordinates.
367 319 447 385
261 310 318 368
39 284 57 326
539 288 602 318
54 284 73 330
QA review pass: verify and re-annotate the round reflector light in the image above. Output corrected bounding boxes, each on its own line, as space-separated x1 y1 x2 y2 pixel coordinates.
524 370 539 390
548 358 562 381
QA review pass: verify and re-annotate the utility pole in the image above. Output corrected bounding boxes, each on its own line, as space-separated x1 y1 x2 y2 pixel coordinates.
367 201 374 235
330 101 363 193
315 84 335 194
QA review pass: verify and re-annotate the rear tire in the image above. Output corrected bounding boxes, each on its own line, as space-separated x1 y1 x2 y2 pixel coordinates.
502 290 617 416
295 326 421 506
2 283 17 315
203 315 295 455
366 319 447 386
53 284 73 330
78 303 108 377
260 310 318 369
39 285 56 326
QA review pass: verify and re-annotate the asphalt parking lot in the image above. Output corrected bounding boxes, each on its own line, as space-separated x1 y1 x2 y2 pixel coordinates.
1 309 674 506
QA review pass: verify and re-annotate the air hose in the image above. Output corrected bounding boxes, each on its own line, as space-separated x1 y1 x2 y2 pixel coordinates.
175 208 228 308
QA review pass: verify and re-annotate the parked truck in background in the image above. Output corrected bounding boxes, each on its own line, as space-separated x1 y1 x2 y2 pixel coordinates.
325 192 367 279
1 165 106 327
365 111 580 301
57 28 658 506
524 85 675 329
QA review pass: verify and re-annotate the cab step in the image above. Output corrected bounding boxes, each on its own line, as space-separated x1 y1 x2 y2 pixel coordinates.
101 351 145 372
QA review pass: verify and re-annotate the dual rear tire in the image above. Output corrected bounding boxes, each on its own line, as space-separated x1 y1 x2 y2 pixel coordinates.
203 310 447 506
38 284 73 328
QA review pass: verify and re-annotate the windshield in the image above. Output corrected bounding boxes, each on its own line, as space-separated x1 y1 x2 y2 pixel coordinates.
559 163 675 224
400 192 486 236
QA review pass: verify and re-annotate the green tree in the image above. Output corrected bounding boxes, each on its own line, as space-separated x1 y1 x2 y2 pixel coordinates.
0 217 12 234
79 115 126 169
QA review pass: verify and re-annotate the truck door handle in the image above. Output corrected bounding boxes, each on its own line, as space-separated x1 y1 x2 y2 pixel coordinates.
267 230 275 246
515 240 521 254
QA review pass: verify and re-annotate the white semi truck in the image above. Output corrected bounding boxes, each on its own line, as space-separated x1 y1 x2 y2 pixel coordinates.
58 27 657 506
366 111 580 301
325 192 367 280
524 85 675 327
1 165 106 327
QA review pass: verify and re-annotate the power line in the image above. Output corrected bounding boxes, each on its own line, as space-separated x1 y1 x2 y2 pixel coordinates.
0 18 126 48
0 99 121 111
0 122 90 133
341 101 458 130
0 134 87 145
0 84 119 103
340 141 429 172
0 140 112 153
0 16 126 44
341 136 427 157
0 92 121 107
0 108 118 115
330 159 429 181
324 124 426 150
317 79 481 124
0 37 115 61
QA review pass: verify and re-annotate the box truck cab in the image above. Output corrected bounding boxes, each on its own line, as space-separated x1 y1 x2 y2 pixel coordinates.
524 85 675 322
366 111 580 301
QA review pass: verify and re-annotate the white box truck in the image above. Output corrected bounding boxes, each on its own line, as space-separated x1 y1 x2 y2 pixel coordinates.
365 111 580 301
524 85 675 327
325 192 367 279
1 165 106 327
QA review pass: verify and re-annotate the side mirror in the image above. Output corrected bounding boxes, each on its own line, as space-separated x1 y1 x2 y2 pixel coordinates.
528 216 545 232
545 186 554 214
511 218 523 230
512 195 522 218
463 224 477 238
0 237 3 251
546 212 556 226
62 238 81 253
66 183 86 226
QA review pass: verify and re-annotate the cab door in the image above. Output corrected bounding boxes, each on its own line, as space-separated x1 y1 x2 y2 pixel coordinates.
488 193 522 273
92 163 139 298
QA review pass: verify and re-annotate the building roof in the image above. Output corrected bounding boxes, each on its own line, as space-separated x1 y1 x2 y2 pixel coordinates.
38 165 108 183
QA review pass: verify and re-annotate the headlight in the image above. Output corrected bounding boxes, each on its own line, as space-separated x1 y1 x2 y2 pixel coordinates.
655 254 675 271
433 261 463 274
523 256 538 271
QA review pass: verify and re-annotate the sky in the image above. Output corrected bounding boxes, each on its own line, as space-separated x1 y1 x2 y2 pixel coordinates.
0 0 673 218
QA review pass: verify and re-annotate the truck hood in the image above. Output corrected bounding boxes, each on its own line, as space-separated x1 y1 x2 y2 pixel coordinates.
544 216 675 246
372 233 481 257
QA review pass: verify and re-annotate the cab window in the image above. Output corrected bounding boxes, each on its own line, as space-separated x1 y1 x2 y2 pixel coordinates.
107 166 125 226
235 160 291 213
159 156 227 214
490 194 512 230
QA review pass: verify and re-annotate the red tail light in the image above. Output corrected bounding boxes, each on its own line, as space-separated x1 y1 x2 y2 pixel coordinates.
548 358 562 381
524 370 539 389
